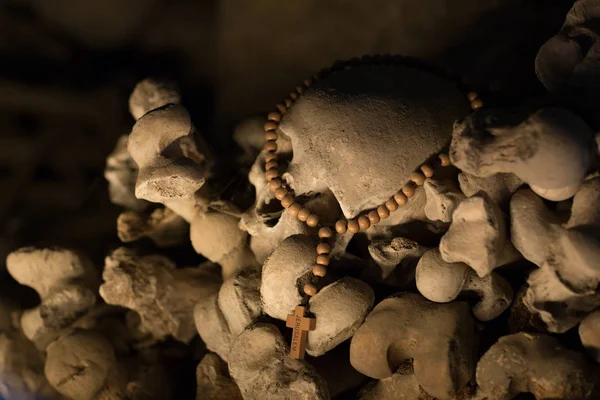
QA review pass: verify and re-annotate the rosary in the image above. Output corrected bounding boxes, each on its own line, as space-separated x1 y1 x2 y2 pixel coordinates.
262 55 483 359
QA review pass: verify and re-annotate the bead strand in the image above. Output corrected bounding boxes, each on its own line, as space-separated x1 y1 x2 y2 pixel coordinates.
261 56 478 299
329 154 451 241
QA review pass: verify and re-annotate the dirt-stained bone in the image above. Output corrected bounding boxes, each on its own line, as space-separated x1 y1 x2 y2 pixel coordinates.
458 172 522 208
6 247 100 349
536 0 600 128
196 352 243 400
228 323 330 399
129 78 181 121
476 332 598 400
306 277 374 357
261 234 317 321
350 293 476 399
511 181 600 332
100 247 221 343
416 249 513 321
117 207 189 247
423 178 466 222
439 192 519 277
44 328 116 400
367 236 429 282
450 108 593 201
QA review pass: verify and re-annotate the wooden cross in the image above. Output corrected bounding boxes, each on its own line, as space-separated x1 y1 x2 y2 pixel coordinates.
286 305 316 359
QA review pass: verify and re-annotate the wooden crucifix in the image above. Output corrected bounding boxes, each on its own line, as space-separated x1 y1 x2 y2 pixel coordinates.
286 305 316 359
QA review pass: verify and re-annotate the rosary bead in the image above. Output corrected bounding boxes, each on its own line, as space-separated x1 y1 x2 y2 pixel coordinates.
420 164 434 178
275 187 288 200
471 98 484 110
268 112 281 122
439 153 451 167
318 227 333 238
303 283 318 296
296 85 304 94
297 208 311 222
410 171 426 186
264 121 278 131
368 210 380 224
284 98 292 108
265 168 279 181
401 183 415 198
306 214 319 228
268 178 282 191
264 141 277 152
316 254 330 266
265 160 278 170
317 243 331 254
276 104 287 114
265 131 278 141
377 205 390 219
394 191 408 206
358 215 371 230
281 195 294 208
265 153 277 163
287 203 302 217
467 92 478 101
304 78 312 87
335 220 347 234
347 220 360 234
290 92 298 100
312 264 327 277
385 198 398 212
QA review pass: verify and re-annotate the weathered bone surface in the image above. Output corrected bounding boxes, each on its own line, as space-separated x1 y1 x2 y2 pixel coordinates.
580 309 600 363
117 207 189 247
477 332 599 400
261 234 317 320
196 352 243 400
367 236 429 282
458 171 522 208
350 293 476 399
279 65 470 218
306 277 374 357
511 182 600 332
128 104 212 214
6 247 100 349
423 178 465 222
439 192 519 277
228 323 330 399
129 78 181 121
365 185 429 233
357 373 423 400
416 249 513 321
450 107 593 201
44 328 116 400
100 247 221 343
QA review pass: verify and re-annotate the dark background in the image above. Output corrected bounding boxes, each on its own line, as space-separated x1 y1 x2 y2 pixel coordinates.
0 0 573 272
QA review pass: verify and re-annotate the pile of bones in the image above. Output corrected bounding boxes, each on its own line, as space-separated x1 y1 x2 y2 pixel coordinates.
2 2 600 399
